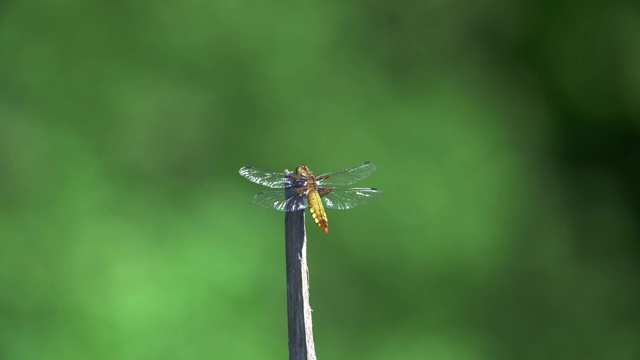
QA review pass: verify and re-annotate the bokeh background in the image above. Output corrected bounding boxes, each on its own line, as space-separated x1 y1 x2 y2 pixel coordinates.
1 1 639 359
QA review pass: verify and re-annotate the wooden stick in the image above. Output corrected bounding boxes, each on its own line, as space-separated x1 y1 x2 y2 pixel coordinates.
285 176 317 360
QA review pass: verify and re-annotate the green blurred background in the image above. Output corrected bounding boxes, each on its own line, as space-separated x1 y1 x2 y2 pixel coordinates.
1 1 639 359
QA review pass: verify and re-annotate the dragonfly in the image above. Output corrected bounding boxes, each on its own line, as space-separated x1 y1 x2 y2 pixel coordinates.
239 162 382 233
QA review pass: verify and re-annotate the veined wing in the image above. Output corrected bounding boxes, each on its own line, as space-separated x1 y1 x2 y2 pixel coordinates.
252 190 308 212
321 187 383 210
239 166 288 188
316 162 377 186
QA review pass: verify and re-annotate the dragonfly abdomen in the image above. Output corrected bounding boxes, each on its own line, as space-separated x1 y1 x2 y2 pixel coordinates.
307 189 329 233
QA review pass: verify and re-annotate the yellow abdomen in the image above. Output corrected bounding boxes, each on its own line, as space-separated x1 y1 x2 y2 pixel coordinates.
307 189 329 233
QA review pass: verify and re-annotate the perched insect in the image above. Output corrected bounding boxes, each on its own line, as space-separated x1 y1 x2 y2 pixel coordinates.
239 162 382 233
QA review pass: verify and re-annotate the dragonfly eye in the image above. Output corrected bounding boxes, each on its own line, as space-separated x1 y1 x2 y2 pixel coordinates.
296 165 310 175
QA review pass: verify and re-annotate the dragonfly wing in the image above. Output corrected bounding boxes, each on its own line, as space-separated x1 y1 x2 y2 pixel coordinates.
316 162 377 186
321 187 383 210
252 190 308 212
239 166 288 188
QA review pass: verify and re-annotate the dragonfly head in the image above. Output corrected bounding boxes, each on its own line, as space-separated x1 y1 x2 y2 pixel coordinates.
295 165 312 176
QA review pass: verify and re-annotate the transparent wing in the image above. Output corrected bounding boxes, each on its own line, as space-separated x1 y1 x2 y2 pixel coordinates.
239 166 288 188
252 190 308 212
316 162 377 186
321 187 383 210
